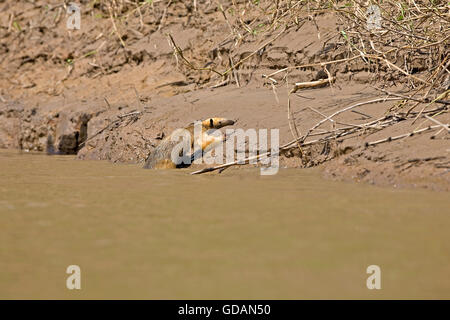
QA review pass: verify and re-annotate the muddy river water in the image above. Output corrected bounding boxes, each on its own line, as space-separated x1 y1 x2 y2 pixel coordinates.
0 149 449 299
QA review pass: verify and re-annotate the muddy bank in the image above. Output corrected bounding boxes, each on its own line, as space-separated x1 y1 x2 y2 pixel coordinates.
1 82 448 190
0 0 448 190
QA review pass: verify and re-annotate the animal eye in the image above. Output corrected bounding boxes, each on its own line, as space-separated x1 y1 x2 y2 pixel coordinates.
210 118 213 127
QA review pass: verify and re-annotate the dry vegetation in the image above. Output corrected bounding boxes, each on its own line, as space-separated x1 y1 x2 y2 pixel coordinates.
164 0 449 173
0 0 449 178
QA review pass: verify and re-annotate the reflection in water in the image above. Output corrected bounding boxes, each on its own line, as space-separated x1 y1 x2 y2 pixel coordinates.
0 150 449 299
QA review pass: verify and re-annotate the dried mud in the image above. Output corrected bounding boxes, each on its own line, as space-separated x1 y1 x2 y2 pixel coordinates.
0 0 448 191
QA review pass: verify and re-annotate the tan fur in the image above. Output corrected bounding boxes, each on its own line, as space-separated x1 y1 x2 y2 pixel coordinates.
143 118 235 169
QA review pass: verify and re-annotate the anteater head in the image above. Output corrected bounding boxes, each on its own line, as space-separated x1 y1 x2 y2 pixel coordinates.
202 117 236 129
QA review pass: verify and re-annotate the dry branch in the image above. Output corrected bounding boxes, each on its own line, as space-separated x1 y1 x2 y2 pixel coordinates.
291 77 335 92
365 125 443 147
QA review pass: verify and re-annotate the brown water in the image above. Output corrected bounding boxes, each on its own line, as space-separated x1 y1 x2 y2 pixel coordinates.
0 149 449 299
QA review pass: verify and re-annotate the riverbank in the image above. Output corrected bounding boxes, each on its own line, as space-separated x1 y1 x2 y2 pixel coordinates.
0 0 448 191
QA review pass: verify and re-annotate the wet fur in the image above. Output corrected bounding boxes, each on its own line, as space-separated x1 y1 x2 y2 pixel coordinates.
143 118 234 169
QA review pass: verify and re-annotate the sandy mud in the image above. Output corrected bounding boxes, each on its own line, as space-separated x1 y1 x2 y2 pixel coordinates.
0 0 448 190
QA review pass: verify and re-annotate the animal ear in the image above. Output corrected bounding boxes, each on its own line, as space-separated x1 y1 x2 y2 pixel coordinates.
210 118 214 127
